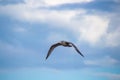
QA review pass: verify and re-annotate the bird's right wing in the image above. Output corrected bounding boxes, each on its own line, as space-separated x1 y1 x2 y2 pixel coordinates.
46 43 61 60
70 42 84 57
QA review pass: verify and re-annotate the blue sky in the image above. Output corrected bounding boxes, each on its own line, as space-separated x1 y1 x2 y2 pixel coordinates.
0 0 120 80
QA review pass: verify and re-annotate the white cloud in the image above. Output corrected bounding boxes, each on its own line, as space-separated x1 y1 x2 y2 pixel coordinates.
84 56 118 66
0 3 46 22
0 2 85 23
76 15 109 45
44 12 109 45
0 0 120 47
44 0 93 6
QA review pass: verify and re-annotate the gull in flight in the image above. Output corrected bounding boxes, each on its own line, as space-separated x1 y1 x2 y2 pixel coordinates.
46 41 84 60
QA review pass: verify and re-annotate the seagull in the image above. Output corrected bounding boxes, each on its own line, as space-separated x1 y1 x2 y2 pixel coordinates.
46 41 84 60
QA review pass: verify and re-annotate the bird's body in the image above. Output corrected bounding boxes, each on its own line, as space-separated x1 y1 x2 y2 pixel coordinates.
60 41 72 47
46 41 84 60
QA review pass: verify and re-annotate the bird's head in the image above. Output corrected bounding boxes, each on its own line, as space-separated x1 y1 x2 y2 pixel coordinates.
68 44 72 47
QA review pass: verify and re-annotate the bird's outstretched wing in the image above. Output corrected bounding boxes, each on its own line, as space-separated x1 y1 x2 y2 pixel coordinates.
70 43 84 57
46 43 61 60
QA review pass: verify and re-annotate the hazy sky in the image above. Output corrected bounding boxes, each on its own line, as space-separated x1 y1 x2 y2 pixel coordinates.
0 0 120 80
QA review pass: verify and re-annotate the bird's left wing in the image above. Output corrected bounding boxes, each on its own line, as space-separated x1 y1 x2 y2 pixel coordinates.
70 42 84 57
46 43 61 60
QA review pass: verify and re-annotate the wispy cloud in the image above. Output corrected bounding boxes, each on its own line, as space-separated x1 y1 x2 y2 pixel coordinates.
84 56 118 67
105 29 120 47
0 40 41 68
43 0 93 6
13 27 27 33
95 72 120 80
46 32 69 43
114 0 120 3
24 0 94 7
